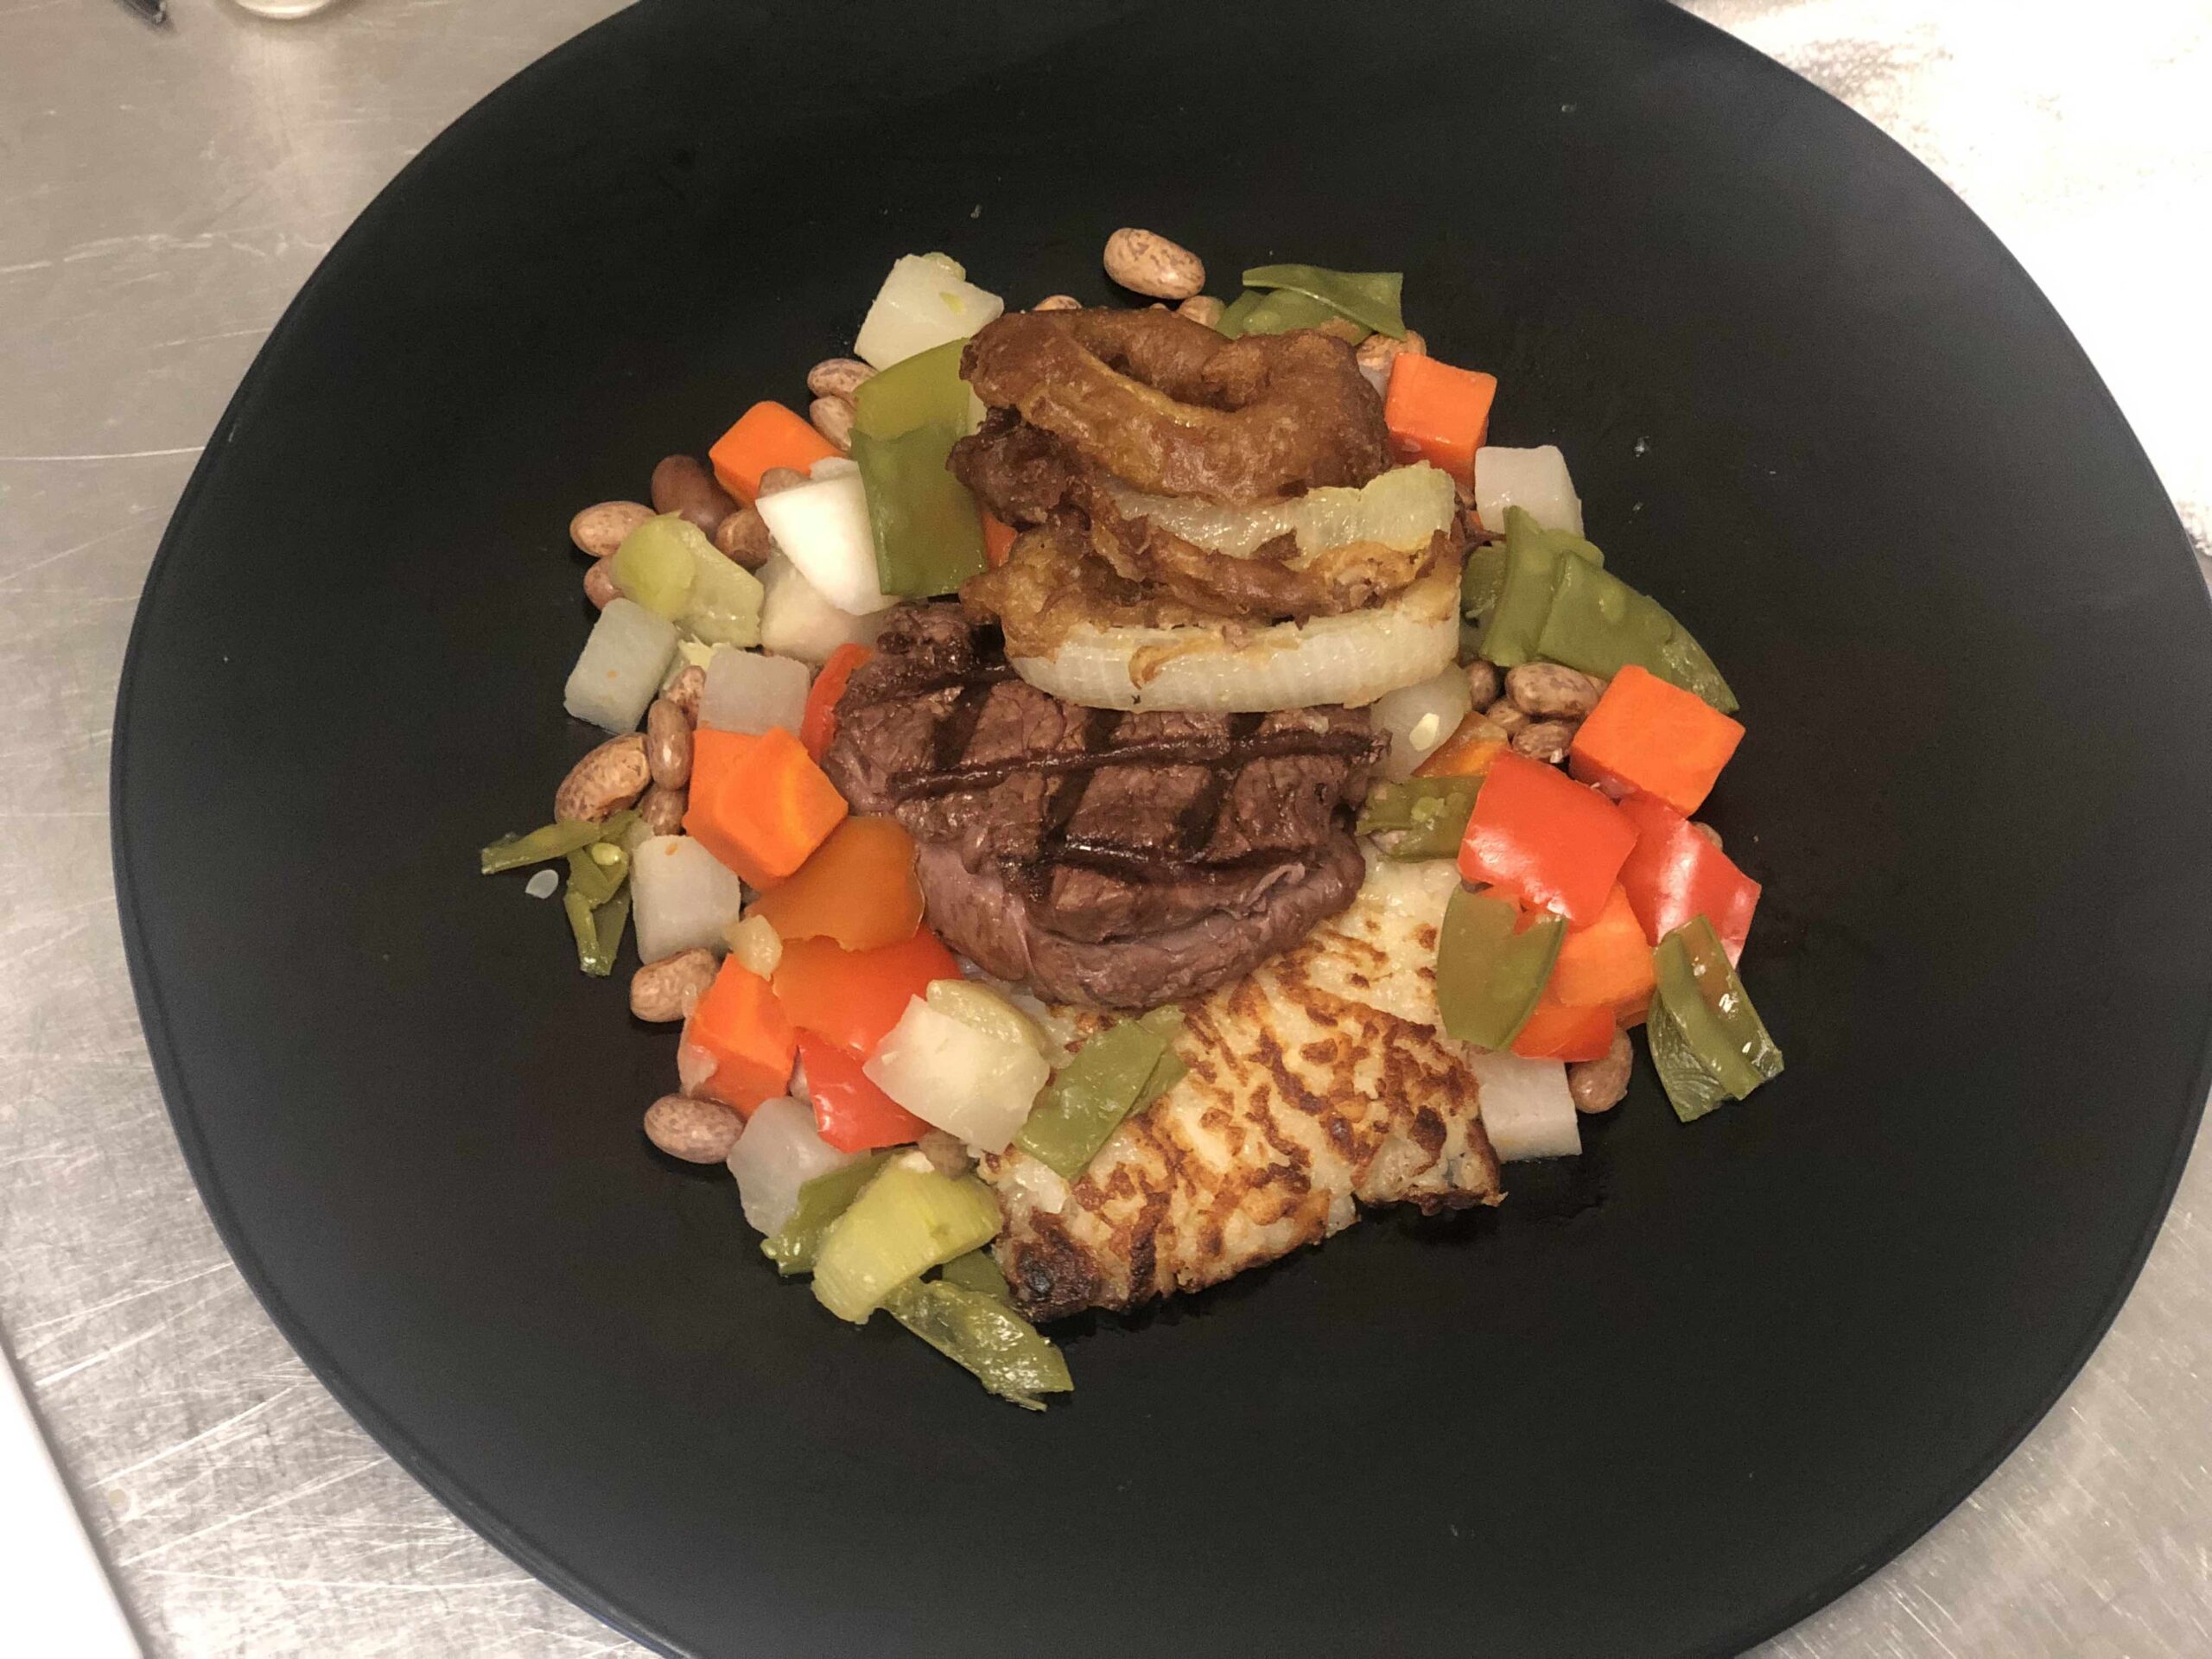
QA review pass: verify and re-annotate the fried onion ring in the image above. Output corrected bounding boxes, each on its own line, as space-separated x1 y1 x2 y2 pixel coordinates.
959 308 1390 503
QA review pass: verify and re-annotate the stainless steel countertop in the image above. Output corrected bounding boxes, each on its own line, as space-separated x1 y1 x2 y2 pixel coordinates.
3 3 2206 1654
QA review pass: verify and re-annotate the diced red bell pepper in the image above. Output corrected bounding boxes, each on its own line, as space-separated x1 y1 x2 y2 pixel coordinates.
1615 791 1761 964
798 643 872 764
1568 664 1745 816
1550 883 1656 1011
1458 750 1636 927
771 926 960 1058
1510 992 1618 1062
798 1032 930 1152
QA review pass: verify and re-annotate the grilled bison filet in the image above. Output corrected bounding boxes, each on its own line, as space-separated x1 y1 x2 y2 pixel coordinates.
822 606 1383 1007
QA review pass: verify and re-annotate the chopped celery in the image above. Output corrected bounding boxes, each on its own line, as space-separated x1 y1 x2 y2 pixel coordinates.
1241 263 1406 338
881 1277 1071 1411
852 339 987 597
760 1153 889 1275
480 818 604 875
1357 776 1483 859
810 1161 1001 1323
938 1249 1012 1302
1013 1015 1175 1179
608 516 697 620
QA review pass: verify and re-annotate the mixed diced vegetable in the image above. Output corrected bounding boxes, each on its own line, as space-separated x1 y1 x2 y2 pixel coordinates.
480 233 1788 1408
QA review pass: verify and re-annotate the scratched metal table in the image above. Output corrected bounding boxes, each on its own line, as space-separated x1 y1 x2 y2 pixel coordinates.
3 2 2207 1653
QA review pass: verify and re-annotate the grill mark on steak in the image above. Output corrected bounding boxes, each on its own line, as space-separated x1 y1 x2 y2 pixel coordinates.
886 721 1377 801
823 605 1383 1007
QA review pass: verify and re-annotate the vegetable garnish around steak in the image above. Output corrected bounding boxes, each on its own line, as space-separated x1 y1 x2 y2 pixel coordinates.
484 231 1785 1407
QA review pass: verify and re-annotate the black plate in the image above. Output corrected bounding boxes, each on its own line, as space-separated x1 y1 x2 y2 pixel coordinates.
113 2 2211 1654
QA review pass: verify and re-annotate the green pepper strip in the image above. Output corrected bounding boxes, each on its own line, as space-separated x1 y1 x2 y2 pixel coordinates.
880 1277 1071 1411
937 1249 1012 1302
1535 554 1738 714
1478 507 1606 668
1434 887 1566 1050
1651 916 1783 1102
480 818 605 874
1013 1015 1177 1179
1241 264 1406 338
853 338 986 598
760 1154 890 1275
1357 776 1484 860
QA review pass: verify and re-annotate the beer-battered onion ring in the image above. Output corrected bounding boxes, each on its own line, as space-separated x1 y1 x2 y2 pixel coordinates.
958 308 1390 503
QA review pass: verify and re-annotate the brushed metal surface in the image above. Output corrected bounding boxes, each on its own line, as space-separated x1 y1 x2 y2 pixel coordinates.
1 3 2204 1654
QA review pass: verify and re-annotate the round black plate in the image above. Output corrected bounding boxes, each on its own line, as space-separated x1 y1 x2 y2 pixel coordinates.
113 2 2211 1655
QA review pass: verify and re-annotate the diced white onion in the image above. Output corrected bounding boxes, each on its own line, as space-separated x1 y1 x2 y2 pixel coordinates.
723 912 783 979
1103 463 1454 560
726 1097 860 1236
563 598 678 734
677 1039 718 1097
757 555 891 666
1468 1051 1582 1160
753 471 888 616
631 835 748 963
1473 445 1584 537
1370 665 1475 781
863 996 1051 1154
700 649 810 737
852 252 1005 371
1012 563 1460 712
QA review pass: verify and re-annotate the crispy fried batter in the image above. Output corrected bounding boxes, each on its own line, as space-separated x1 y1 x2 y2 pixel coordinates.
960 308 1390 503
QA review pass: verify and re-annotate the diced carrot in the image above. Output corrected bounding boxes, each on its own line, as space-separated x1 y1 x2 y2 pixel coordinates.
747 816 923 951
798 1033 931 1152
798 642 871 764
1568 664 1745 816
1510 991 1617 1062
683 959 797 1117
1550 884 1656 1011
684 727 849 888
772 927 960 1058
1383 354 1498 486
1414 711 1507 780
708 401 840 505
981 510 1018 569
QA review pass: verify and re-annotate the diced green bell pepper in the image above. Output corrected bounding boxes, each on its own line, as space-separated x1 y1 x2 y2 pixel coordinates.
1241 264 1407 338
1649 915 1783 1116
1434 887 1565 1050
1535 554 1738 714
1478 506 1606 668
852 339 987 598
1357 776 1484 860
480 818 606 874
760 1153 890 1275
881 1277 1072 1411
1012 1014 1179 1179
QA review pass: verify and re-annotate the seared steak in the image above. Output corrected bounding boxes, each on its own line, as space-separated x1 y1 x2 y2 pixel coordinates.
823 606 1383 1007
